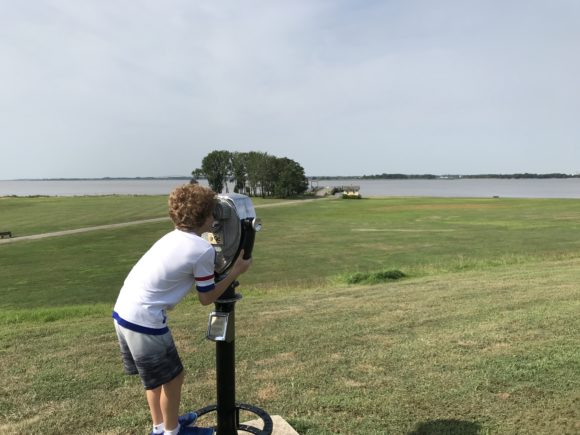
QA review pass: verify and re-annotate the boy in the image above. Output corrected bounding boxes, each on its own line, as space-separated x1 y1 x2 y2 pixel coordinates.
113 184 252 435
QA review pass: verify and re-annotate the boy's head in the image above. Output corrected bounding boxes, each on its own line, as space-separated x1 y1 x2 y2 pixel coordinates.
168 184 217 231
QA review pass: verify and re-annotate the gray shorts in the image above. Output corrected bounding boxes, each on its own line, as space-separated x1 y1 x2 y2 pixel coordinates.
114 321 184 390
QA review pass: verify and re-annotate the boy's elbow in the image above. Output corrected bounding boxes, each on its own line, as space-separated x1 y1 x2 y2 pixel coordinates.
198 292 214 306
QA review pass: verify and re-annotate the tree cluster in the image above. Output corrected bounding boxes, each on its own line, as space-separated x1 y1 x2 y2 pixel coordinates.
193 151 309 198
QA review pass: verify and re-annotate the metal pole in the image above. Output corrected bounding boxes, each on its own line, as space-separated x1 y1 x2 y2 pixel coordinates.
215 283 238 435
198 278 272 435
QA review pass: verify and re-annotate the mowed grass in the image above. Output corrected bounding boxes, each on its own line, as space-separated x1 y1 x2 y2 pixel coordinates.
0 195 169 236
1 195 579 434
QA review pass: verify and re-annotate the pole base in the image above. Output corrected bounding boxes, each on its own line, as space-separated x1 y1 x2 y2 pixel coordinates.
194 403 273 435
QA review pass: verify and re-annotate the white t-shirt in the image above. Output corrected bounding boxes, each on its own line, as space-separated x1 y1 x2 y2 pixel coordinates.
113 229 216 330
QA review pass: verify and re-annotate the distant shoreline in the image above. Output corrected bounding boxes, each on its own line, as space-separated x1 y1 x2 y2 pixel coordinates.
7 176 192 182
313 173 580 180
5 173 580 182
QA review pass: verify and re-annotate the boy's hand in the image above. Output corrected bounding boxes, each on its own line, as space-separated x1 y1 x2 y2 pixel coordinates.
233 249 252 275
199 250 253 306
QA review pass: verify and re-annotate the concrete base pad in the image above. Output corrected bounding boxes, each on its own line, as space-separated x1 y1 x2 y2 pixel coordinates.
239 415 298 435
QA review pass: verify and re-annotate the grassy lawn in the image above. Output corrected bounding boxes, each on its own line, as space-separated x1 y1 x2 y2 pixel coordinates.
0 195 169 236
1 196 579 434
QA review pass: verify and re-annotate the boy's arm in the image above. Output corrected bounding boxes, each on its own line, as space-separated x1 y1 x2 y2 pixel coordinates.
197 250 252 306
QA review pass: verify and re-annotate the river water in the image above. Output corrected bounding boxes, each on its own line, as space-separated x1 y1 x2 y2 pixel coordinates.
0 178 579 198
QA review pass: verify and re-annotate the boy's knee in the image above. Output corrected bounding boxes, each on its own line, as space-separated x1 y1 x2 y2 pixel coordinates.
172 369 185 385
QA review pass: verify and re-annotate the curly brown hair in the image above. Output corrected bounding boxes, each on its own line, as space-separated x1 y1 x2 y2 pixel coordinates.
168 184 217 231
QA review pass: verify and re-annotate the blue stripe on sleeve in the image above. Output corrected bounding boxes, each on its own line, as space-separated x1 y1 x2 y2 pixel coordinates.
196 283 216 293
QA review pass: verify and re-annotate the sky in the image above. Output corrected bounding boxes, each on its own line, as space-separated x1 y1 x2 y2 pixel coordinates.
1 0 579 179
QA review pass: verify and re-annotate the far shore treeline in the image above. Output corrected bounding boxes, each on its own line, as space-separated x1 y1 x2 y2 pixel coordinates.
193 150 309 198
358 172 580 180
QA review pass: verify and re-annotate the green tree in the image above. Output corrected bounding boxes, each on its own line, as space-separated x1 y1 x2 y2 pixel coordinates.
245 151 269 196
201 150 232 193
191 168 205 181
260 154 279 197
231 152 248 194
273 157 308 197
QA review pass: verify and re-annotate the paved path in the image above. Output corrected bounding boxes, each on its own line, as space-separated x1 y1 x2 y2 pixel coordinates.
0 217 169 244
0 198 327 244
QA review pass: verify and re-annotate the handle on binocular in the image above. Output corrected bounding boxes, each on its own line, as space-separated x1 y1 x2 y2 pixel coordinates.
241 220 255 260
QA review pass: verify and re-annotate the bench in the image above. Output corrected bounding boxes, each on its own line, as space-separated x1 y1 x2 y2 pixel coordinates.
0 231 12 239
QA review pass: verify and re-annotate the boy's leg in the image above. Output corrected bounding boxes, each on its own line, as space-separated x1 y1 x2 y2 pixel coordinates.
114 323 188 431
160 370 185 431
146 386 164 427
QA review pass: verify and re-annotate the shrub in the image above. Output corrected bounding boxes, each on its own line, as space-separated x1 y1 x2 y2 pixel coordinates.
346 272 367 284
345 269 406 285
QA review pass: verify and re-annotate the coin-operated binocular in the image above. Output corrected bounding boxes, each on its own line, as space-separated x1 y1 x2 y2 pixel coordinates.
197 193 272 435
206 193 262 278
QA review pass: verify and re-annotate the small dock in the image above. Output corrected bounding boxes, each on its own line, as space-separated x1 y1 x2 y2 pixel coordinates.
339 185 361 198
310 185 361 198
